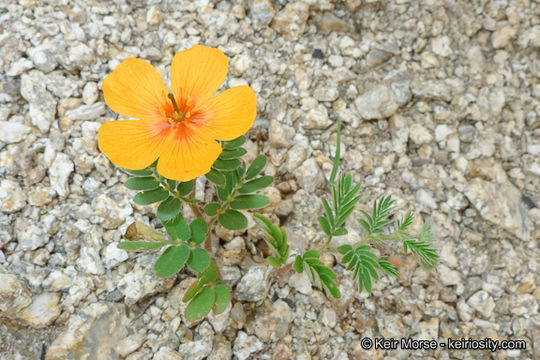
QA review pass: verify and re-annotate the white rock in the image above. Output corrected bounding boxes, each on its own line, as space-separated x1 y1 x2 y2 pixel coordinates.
49 153 74 197
390 115 409 154
230 54 252 76
233 331 264 360
302 105 332 130
253 299 292 342
44 270 72 291
76 246 105 275
116 333 145 357
285 144 308 173
82 82 99 105
271 2 309 41
153 347 183 360
15 218 49 250
438 264 461 286
314 85 339 102
249 0 276 28
416 188 437 209
19 292 61 328
432 36 452 57
102 242 129 268
492 25 517 49
467 290 495 318
296 158 325 192
0 121 31 143
0 273 32 319
288 271 312 295
464 178 530 241
6 58 33 76
28 41 60 72
67 102 106 121
320 307 337 328
434 124 454 142
93 192 133 229
409 124 433 145
0 179 26 213
355 85 399 120
117 254 175 306
20 70 57 133
46 303 128 360
269 120 294 148
178 339 213 360
234 266 269 302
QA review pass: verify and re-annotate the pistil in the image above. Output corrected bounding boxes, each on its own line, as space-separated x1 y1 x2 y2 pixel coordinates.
167 93 183 121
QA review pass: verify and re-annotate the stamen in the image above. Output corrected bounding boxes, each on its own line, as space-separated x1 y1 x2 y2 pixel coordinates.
168 93 183 120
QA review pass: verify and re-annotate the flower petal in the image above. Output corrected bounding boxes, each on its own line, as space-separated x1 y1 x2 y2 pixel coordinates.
193 86 257 141
170 45 228 108
98 119 169 170
156 124 222 181
103 58 171 121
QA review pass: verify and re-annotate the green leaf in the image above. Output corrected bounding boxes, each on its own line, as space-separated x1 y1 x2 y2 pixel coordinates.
223 136 246 149
182 262 217 303
183 281 203 303
124 177 160 191
337 244 352 255
219 148 247 160
303 250 320 259
379 257 398 277
164 214 191 242
320 273 340 298
117 241 168 251
267 257 281 268
154 244 190 277
185 286 215 321
190 219 208 245
213 159 241 171
333 228 348 236
246 155 267 180
213 284 231 314
223 170 239 194
322 198 334 224
253 214 281 246
199 260 218 285
126 168 153 176
187 247 210 272
157 197 181 222
205 168 225 185
177 180 194 196
205 203 221 216
293 255 304 273
218 210 248 230
216 186 229 202
318 216 331 236
230 194 269 210
133 188 169 205
238 176 273 193
167 179 176 189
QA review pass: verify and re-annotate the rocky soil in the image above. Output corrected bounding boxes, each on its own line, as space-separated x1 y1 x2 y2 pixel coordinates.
0 0 539 359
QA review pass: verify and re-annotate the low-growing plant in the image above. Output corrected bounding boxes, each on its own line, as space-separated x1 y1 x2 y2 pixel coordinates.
99 45 438 321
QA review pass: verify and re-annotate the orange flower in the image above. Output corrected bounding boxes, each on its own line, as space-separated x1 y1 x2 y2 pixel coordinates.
98 45 257 181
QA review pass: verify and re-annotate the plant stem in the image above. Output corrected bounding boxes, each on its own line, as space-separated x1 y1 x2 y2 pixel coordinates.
203 173 245 253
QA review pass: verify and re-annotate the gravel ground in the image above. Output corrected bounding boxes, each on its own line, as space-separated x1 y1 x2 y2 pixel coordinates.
1 0 539 359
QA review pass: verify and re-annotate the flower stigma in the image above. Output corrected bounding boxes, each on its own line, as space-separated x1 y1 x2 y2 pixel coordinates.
167 93 184 124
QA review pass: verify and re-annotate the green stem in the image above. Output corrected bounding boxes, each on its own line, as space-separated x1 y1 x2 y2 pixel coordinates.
203 172 246 252
152 168 204 219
